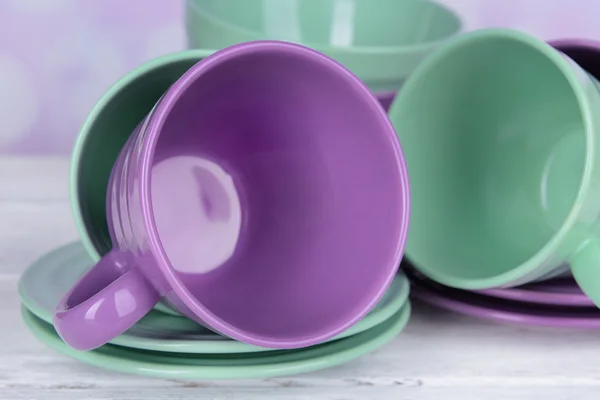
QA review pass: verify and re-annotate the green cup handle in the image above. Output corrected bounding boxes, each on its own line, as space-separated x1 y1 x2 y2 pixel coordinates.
570 240 600 307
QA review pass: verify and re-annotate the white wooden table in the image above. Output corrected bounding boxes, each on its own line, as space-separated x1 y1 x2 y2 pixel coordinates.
1 157 598 400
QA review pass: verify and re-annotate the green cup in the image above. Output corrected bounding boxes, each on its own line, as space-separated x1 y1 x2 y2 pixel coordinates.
185 0 462 92
388 29 600 305
71 50 214 261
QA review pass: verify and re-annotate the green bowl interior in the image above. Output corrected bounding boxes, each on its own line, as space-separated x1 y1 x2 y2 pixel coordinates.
390 32 587 284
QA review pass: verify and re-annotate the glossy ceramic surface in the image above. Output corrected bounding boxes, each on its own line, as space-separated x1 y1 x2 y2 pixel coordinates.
550 39 600 81
58 41 411 351
546 39 600 308
477 278 593 307
375 91 396 112
185 0 462 91
403 259 591 307
24 304 411 380
71 48 395 262
410 274 600 329
20 242 410 353
388 29 600 302
71 49 215 261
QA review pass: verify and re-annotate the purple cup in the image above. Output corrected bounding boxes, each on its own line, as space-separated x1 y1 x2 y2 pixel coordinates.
54 41 410 351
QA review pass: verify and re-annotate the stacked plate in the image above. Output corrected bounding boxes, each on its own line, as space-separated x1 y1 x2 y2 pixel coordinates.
19 243 412 379
405 264 600 329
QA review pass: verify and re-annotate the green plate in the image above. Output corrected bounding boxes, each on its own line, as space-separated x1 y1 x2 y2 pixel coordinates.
19 242 410 353
21 303 410 380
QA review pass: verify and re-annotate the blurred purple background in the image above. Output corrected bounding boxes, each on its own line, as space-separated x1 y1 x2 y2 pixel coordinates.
0 0 597 155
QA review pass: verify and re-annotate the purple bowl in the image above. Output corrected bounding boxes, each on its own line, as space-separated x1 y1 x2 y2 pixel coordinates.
375 91 396 111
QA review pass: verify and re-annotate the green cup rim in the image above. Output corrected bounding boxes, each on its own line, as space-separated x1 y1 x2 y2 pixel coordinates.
389 28 597 289
70 49 215 261
185 0 463 55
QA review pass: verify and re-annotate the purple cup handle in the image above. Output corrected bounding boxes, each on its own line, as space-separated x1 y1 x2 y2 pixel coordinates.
53 250 159 350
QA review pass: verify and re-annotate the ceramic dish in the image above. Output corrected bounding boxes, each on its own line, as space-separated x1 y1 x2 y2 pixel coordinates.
475 278 593 307
375 91 396 111
185 0 462 92
410 273 600 329
19 242 410 353
21 303 410 380
401 259 585 306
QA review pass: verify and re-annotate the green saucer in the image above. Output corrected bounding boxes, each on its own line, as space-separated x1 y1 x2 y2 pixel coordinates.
21 303 410 380
19 242 410 353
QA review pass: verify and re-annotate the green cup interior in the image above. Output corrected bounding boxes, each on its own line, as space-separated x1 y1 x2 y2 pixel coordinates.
189 0 461 49
390 30 588 287
72 51 212 258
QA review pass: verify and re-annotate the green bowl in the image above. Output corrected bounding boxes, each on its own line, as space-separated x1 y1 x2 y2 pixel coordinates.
185 0 462 92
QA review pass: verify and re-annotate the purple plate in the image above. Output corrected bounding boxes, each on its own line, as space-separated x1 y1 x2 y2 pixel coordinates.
400 258 592 307
409 272 600 329
475 277 593 307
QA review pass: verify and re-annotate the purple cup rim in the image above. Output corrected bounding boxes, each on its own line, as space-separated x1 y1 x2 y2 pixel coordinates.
136 41 411 347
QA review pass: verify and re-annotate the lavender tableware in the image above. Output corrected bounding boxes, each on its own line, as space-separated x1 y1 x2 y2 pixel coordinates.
476 278 593 307
71 50 215 261
522 278 589 295
20 242 411 354
375 91 396 112
54 41 410 351
71 48 394 263
411 273 600 329
550 39 600 81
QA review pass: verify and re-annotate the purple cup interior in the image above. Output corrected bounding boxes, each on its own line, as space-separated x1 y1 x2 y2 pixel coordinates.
148 44 409 343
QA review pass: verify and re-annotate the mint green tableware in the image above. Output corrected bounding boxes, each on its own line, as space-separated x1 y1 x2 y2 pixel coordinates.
19 242 410 354
388 28 600 305
185 0 462 92
21 304 410 380
71 50 214 261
